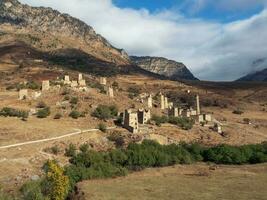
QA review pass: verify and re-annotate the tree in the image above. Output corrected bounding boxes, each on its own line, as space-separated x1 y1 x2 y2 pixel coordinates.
43 160 70 200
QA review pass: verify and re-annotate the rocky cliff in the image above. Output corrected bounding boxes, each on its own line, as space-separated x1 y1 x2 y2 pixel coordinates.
0 0 129 65
131 56 198 80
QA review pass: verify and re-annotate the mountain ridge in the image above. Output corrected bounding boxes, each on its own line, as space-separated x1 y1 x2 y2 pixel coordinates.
0 0 130 65
131 56 198 81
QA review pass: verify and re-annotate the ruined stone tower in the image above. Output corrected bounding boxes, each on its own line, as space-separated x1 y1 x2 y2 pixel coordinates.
160 94 165 110
196 95 200 115
42 80 50 91
148 95 153 108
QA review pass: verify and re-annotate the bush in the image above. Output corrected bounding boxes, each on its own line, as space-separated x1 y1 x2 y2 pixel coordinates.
37 107 50 118
51 145 60 155
127 87 141 97
36 101 47 108
70 97 78 105
151 115 168 126
63 95 70 101
20 180 44 200
233 109 244 115
0 107 29 119
54 113 62 119
92 105 118 120
79 143 90 153
98 123 107 133
168 116 194 130
69 110 81 119
65 144 77 157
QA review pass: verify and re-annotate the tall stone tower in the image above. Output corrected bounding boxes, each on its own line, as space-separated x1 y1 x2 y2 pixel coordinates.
196 95 200 115
160 94 165 110
148 95 153 108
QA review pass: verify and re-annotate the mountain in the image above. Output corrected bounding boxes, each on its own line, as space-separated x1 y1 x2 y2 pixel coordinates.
237 68 267 82
130 56 198 81
0 0 129 65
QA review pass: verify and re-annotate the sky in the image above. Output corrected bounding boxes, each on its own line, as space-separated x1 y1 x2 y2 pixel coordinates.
19 0 267 81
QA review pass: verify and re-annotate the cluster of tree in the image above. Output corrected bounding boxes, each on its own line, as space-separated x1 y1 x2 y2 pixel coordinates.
92 105 118 120
0 107 29 119
152 115 194 130
18 140 267 199
65 141 267 192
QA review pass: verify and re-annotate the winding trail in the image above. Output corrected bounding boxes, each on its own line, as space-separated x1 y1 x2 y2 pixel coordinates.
0 127 115 150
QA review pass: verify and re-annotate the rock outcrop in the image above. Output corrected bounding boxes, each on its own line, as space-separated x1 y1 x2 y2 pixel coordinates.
131 56 198 80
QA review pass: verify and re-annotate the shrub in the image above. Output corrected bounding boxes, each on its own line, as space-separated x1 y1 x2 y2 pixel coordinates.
36 101 47 108
92 105 118 120
51 145 60 155
37 107 50 118
63 95 70 101
243 118 251 124
0 107 29 119
168 116 194 130
69 110 81 119
79 143 90 153
98 123 107 133
65 144 77 157
233 109 244 115
107 132 125 148
127 87 141 97
70 97 78 105
20 180 44 200
112 81 119 88
26 81 40 90
54 113 62 119
61 89 70 95
151 115 168 126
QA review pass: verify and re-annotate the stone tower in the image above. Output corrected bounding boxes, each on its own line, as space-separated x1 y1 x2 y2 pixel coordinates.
196 95 200 115
164 97 168 109
148 95 153 108
107 86 114 98
42 80 50 91
160 94 165 110
78 73 83 81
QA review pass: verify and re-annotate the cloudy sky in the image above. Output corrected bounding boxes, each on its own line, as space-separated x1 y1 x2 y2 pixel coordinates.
20 0 267 81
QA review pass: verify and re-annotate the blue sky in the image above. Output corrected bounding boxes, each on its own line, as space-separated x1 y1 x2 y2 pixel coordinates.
114 0 265 22
21 0 267 81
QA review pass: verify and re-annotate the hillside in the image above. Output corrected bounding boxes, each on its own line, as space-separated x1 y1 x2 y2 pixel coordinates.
131 56 198 81
0 0 129 65
237 68 267 82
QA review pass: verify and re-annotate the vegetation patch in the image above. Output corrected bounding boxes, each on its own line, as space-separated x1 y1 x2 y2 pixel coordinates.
0 107 29 119
92 105 118 120
152 115 194 130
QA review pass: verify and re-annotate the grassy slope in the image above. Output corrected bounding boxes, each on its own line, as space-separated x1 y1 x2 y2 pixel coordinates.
79 163 267 200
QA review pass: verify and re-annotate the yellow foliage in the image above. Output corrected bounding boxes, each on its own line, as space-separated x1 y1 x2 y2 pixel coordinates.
46 160 70 200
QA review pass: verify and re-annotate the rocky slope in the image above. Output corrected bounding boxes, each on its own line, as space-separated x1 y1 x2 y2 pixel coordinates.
131 56 198 80
0 0 129 65
237 68 267 82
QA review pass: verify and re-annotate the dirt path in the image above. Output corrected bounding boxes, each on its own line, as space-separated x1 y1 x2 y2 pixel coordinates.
0 127 116 150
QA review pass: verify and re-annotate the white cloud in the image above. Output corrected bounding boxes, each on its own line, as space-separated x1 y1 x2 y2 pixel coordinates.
19 0 267 81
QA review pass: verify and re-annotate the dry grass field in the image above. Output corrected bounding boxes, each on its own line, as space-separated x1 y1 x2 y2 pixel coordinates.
79 163 267 200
